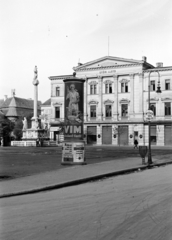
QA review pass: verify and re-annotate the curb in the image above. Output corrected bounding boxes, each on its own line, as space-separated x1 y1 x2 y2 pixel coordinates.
0 161 172 199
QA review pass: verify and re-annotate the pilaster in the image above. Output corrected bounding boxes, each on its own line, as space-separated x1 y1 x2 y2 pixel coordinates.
139 72 143 115
157 125 164 146
84 77 88 121
113 75 118 121
98 76 103 121
129 74 134 118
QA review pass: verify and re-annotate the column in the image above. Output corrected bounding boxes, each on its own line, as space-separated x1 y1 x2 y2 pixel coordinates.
139 73 143 117
98 76 103 121
32 66 39 120
84 77 88 121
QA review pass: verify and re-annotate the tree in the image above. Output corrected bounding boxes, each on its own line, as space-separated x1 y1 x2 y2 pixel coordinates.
0 118 15 145
12 118 23 140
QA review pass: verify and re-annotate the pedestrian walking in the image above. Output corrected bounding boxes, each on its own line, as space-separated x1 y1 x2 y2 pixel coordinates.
36 138 39 147
134 139 138 149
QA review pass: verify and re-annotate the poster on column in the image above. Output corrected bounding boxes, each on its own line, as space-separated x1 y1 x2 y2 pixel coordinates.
64 80 85 141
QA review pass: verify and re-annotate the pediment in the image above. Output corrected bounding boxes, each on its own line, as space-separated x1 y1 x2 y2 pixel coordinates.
73 56 144 71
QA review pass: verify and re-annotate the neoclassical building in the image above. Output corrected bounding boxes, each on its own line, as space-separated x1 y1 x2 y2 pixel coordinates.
44 56 172 146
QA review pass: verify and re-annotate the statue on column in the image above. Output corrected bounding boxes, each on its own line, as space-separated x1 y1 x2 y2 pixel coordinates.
33 66 39 86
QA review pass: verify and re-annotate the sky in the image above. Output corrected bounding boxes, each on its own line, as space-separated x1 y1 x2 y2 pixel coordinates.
0 0 172 103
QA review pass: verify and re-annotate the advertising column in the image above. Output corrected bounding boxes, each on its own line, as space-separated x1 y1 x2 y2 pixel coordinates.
61 77 86 165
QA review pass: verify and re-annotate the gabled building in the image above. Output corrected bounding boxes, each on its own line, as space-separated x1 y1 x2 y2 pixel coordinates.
0 90 41 123
47 56 172 146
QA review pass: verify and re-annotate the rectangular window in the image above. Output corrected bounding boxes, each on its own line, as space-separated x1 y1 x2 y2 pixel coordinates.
121 104 128 117
165 79 170 90
150 103 156 116
121 82 128 93
109 83 112 93
56 87 60 96
55 107 60 118
105 105 112 117
150 81 155 91
94 85 97 94
105 84 108 93
90 105 96 118
105 83 112 94
165 102 171 116
125 82 128 92
90 85 96 94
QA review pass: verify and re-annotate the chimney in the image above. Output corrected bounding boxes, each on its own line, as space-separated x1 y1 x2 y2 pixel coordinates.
4 95 7 101
11 89 15 97
156 62 163 68
142 56 147 62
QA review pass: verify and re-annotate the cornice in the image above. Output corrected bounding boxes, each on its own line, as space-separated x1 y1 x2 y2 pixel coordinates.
89 81 98 85
146 97 159 102
52 102 63 106
103 80 113 84
119 98 130 104
161 97 172 102
144 67 172 73
49 75 73 81
75 63 144 72
104 99 114 104
119 78 130 83
88 100 99 105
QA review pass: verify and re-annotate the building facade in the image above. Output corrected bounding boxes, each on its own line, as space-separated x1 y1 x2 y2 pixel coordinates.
44 56 172 146
0 89 42 123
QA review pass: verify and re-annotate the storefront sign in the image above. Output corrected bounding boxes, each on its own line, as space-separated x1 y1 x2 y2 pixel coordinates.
99 70 116 74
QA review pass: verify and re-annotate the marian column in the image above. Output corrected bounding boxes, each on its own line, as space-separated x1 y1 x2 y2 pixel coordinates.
32 66 40 129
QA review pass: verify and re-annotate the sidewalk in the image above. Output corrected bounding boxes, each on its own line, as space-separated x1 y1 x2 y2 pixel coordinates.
0 156 172 198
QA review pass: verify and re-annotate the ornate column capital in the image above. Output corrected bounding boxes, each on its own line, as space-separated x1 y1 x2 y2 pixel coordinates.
32 66 39 86
112 75 118 80
97 75 103 80
129 73 135 79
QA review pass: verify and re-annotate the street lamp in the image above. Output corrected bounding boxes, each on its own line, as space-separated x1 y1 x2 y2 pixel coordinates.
147 71 161 165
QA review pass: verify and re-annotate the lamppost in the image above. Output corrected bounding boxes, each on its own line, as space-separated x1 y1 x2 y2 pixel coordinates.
147 70 161 165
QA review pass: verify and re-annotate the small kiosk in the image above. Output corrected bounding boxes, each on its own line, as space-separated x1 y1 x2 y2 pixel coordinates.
61 75 86 165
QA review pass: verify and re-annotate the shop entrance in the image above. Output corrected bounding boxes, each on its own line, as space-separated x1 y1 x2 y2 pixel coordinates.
118 126 128 145
164 125 172 145
87 126 97 144
102 126 112 144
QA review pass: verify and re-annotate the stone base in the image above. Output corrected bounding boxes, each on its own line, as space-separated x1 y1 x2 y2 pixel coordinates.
11 141 37 147
22 128 49 140
11 140 51 147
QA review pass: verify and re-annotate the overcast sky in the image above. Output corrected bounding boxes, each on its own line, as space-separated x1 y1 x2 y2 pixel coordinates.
1 0 172 103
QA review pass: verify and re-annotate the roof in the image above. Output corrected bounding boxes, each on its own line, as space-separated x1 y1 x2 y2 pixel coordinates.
42 98 51 106
49 74 73 81
0 99 4 108
6 107 18 117
0 97 41 109
73 56 154 71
